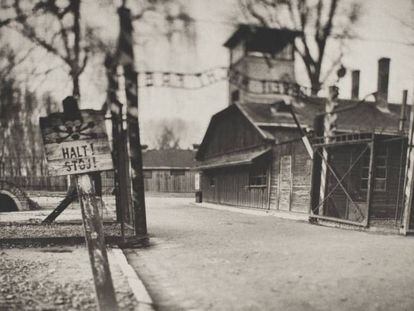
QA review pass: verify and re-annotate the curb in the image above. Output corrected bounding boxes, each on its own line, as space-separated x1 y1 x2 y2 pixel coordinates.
109 248 155 310
190 201 309 222
0 236 123 247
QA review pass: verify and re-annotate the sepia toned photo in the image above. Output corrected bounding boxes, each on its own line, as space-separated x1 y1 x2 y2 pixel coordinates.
0 0 413 310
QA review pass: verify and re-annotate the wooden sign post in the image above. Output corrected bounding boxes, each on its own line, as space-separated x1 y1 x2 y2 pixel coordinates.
40 96 118 311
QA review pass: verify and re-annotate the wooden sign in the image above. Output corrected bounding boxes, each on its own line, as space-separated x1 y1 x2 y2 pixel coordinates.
194 172 200 190
40 110 113 176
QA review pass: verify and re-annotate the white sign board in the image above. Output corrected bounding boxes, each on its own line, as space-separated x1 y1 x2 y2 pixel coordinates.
195 172 200 191
40 110 113 176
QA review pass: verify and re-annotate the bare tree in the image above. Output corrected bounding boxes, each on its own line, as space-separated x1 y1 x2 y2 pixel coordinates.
0 37 19 176
156 125 181 150
129 0 195 41
0 77 19 177
240 0 361 95
1 0 107 98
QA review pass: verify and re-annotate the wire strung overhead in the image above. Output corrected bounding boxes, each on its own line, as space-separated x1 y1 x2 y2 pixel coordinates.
133 67 313 97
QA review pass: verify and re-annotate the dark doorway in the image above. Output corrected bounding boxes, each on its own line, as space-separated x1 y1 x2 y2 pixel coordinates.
0 193 19 212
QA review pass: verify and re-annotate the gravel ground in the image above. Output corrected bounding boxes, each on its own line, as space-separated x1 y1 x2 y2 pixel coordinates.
125 197 414 311
0 223 134 240
0 193 135 241
0 246 139 310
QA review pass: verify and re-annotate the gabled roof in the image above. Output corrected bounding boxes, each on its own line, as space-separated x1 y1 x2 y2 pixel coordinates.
239 97 409 135
195 104 273 160
196 96 408 161
224 24 301 54
143 149 197 169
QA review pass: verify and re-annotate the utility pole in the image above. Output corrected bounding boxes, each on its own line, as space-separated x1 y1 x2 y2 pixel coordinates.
402 88 414 234
117 3 147 236
318 85 339 215
40 97 118 310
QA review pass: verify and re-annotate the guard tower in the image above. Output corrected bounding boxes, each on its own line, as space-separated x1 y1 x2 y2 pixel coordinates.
224 24 300 105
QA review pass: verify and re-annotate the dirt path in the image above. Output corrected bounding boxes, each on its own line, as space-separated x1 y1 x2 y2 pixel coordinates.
126 197 414 311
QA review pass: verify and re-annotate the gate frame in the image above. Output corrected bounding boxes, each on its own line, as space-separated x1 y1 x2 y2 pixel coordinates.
309 132 376 227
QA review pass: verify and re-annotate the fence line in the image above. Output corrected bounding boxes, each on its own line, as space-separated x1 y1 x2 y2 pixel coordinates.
1 158 195 194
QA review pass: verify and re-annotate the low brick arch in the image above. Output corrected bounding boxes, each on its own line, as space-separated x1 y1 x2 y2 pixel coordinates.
0 190 22 212
0 180 39 211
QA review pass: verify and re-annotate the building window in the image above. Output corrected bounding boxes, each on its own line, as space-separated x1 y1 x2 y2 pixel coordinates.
171 169 185 176
143 170 152 179
231 90 240 102
209 177 215 187
360 146 388 191
249 165 267 187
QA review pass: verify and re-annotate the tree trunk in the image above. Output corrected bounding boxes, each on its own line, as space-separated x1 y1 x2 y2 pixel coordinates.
310 76 321 96
72 0 81 98
73 74 80 98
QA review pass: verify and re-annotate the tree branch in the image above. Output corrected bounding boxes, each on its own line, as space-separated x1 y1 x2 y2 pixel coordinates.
79 53 88 75
57 19 72 62
315 0 339 77
13 0 70 66
320 49 344 84
245 0 271 27
286 0 299 29
315 0 323 39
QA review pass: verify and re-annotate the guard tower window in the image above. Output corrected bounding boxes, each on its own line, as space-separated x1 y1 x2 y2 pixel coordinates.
231 90 240 102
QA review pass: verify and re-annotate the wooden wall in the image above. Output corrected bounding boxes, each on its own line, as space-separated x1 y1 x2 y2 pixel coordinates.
202 109 263 159
200 139 312 212
101 169 195 193
143 169 196 193
201 165 269 209
269 140 312 213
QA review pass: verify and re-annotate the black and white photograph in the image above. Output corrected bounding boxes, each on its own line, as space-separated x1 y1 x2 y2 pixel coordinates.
0 0 413 310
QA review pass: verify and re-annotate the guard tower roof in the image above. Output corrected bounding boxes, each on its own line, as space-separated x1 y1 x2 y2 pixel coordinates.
224 24 301 54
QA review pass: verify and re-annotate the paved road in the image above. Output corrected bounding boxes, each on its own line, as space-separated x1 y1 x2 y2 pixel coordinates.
125 197 414 311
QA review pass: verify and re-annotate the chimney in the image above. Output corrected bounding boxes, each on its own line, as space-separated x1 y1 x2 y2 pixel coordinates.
399 90 408 133
376 58 390 112
351 70 360 100
270 100 290 116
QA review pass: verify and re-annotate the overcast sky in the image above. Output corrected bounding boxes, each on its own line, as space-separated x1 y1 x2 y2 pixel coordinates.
5 0 414 148
136 0 414 147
